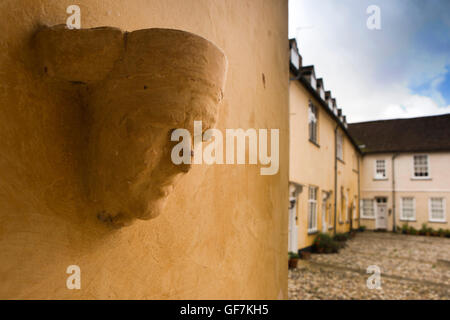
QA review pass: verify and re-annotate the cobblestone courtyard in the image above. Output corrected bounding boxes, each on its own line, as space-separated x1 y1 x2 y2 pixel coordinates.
289 231 450 299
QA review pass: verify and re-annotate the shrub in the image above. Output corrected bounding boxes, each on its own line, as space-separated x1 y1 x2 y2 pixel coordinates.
401 224 409 234
409 226 418 235
313 233 339 254
358 226 366 232
419 223 431 236
333 233 350 242
288 252 299 259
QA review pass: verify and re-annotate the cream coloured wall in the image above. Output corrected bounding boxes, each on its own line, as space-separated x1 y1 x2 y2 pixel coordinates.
0 0 289 299
289 78 360 250
360 152 450 230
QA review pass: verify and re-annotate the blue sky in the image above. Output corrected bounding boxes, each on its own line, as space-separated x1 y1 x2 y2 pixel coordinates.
289 0 450 122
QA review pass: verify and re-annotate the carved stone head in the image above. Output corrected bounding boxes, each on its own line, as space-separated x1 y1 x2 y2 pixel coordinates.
35 26 228 227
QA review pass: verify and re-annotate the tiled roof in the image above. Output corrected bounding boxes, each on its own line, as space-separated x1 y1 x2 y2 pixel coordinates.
348 114 450 154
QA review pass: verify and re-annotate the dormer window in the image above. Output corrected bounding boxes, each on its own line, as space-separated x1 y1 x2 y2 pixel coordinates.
317 79 325 100
310 75 316 90
290 47 300 69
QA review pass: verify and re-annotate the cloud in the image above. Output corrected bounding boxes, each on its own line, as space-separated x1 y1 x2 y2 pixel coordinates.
289 0 450 122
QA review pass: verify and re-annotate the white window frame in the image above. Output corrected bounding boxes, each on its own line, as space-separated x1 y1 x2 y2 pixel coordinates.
328 200 333 229
319 87 325 100
310 75 316 90
400 197 416 221
327 99 333 110
308 101 318 144
374 159 387 180
412 154 430 179
361 199 375 219
290 48 300 69
345 191 349 222
428 198 446 223
336 131 343 161
308 186 318 233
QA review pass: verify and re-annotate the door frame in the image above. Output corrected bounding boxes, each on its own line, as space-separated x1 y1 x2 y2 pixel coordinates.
375 197 388 230
288 182 303 253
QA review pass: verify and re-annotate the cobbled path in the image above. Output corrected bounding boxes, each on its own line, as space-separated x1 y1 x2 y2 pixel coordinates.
288 231 450 300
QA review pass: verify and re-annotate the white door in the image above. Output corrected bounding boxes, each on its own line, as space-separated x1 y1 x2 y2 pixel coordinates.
376 203 388 229
288 199 298 253
322 200 327 232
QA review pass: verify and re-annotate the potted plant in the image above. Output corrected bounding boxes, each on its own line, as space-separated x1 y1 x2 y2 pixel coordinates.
300 251 311 260
288 252 299 269
401 224 409 235
420 223 428 236
438 228 445 237
358 226 366 232
314 233 339 254
409 226 418 235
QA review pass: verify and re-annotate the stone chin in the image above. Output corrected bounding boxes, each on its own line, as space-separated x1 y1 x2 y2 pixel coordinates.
34 25 228 228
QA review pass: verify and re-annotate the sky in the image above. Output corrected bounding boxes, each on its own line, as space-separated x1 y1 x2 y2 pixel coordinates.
289 0 450 123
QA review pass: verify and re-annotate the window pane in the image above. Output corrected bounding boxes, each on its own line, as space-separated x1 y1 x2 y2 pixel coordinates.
414 155 429 177
362 199 374 218
375 160 386 178
401 198 415 220
430 198 445 221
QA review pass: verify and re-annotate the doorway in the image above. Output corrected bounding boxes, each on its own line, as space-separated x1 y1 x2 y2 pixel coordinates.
375 197 388 230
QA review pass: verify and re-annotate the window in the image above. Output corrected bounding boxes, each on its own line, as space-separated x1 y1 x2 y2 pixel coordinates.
290 48 300 69
400 197 415 221
336 131 343 160
352 154 358 171
345 191 349 222
308 186 318 233
374 159 386 179
310 75 316 90
328 199 333 228
319 87 325 100
413 155 429 178
339 187 344 223
308 101 318 144
429 198 446 222
361 199 375 219
328 99 333 110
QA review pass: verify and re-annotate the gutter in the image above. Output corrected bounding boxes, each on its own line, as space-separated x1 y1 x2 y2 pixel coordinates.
357 154 361 229
392 153 398 232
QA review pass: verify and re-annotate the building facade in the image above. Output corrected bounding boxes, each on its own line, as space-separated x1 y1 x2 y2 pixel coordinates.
349 115 450 232
289 40 361 253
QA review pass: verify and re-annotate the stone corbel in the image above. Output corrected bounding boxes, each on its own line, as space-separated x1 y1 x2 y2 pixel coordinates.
34 25 228 227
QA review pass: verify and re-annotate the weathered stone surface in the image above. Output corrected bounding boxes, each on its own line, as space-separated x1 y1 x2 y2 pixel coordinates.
34 25 228 226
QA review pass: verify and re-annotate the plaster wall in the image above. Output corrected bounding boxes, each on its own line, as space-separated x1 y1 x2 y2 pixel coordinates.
289 79 359 250
0 0 289 299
